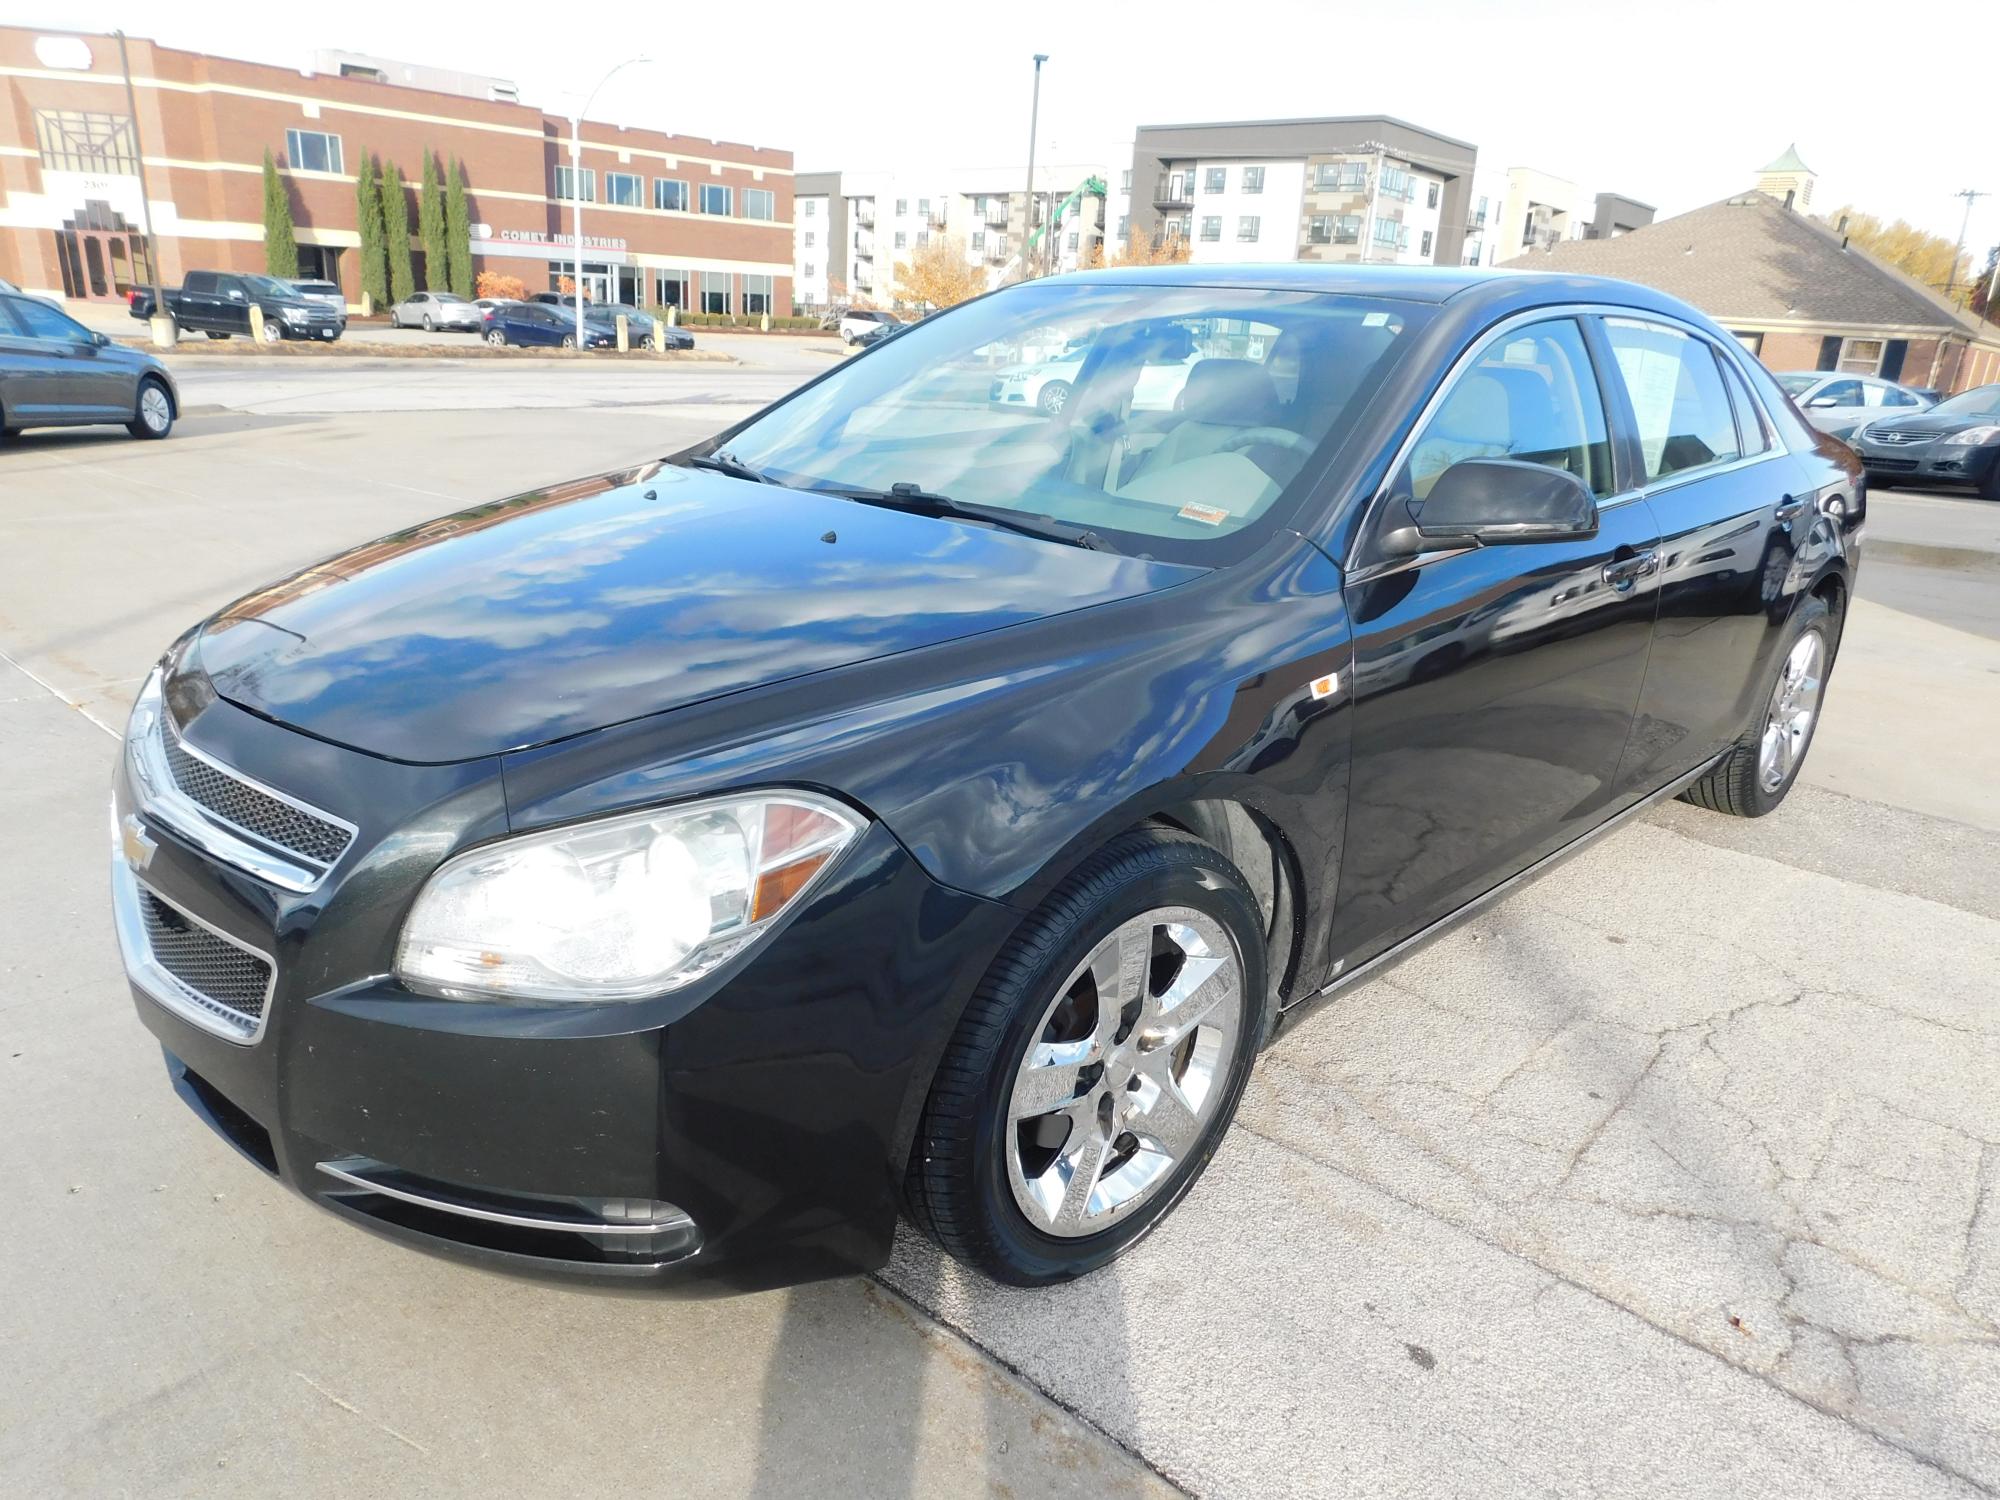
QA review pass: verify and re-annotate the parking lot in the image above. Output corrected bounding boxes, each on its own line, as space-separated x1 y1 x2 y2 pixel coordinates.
2 347 1996 1498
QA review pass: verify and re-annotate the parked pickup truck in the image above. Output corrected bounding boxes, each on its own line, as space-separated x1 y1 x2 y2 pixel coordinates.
129 271 345 343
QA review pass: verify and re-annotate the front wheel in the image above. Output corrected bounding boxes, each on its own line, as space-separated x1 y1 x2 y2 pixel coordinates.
126 378 174 440
1681 594 1836 818
1038 380 1072 415
259 319 283 344
907 828 1269 1286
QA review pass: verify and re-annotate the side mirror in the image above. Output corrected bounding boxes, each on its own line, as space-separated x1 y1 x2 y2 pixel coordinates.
1806 396 1839 409
1384 459 1599 553
92 330 110 347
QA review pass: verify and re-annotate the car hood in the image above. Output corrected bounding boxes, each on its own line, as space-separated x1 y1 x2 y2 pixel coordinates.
192 463 1202 764
1859 408 1985 438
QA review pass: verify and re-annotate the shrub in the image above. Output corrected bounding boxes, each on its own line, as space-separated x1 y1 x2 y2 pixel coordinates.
477 271 528 300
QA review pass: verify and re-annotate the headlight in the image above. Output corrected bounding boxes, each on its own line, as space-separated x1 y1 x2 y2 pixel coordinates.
124 667 165 797
280 305 308 322
395 791 862 1003
1941 425 2000 445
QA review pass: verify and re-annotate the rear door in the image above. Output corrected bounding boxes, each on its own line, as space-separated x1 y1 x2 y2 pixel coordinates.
1333 314 1661 961
1597 316 1809 792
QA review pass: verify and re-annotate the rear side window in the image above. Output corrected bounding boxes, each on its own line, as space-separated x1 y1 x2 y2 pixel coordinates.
1406 317 1614 501
1717 357 1771 455
185 271 216 293
1602 319 1742 481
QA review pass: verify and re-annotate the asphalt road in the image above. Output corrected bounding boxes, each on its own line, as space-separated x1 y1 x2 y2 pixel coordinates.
2 358 1996 1498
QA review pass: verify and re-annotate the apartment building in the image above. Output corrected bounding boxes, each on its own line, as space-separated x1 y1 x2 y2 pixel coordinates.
0 26 793 315
1119 116 1477 267
1461 166 1656 267
793 163 1107 311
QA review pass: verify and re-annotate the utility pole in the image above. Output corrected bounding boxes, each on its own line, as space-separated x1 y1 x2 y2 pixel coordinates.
1944 187 1988 302
1022 54 1047 281
114 31 170 346
569 57 649 349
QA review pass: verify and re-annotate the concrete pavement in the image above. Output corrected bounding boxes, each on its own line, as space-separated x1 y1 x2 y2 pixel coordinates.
2 363 1996 1497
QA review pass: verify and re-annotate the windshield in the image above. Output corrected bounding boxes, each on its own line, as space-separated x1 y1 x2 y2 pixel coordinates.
1775 373 1818 396
1931 385 2000 418
715 280 1428 557
244 274 304 302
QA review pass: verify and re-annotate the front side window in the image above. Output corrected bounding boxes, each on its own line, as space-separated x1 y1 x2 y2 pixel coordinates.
5 294 90 341
285 128 343 174
1242 167 1265 194
605 172 642 207
1602 318 1743 482
746 188 776 221
1407 318 1612 502
699 183 733 216
713 283 1429 561
1237 216 1260 242
554 166 595 202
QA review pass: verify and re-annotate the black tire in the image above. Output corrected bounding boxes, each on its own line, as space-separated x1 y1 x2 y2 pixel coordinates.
1980 462 2000 502
125 377 174 440
560 334 576 350
906 827 1271 1286
204 330 231 341
1038 380 1072 415
1680 593 1837 818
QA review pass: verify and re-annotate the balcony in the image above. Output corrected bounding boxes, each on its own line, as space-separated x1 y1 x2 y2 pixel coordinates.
1153 174 1193 208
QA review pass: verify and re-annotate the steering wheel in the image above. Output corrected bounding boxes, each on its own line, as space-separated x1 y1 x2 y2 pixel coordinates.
1219 426 1314 455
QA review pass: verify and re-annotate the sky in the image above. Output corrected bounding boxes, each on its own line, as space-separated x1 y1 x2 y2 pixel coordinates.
8 0 1994 260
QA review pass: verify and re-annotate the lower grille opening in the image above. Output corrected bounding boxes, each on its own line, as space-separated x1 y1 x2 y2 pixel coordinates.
139 889 271 1025
169 1057 278 1175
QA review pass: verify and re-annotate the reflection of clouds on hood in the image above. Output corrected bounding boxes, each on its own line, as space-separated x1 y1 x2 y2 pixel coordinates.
203 472 1195 759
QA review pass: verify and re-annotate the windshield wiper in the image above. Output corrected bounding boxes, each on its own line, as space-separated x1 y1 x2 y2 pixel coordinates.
816 482 1112 551
686 450 780 485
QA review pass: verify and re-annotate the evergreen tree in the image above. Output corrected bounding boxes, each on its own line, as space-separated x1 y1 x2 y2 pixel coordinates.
418 151 448 291
445 157 474 297
356 154 387 311
261 149 299 279
380 159 415 304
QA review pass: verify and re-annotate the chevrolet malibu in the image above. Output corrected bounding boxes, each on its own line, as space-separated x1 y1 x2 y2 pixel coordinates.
111 266 1861 1293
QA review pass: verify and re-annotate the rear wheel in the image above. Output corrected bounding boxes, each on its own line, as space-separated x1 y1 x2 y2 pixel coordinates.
126 378 174 440
486 328 507 346
422 314 434 332
1680 594 1835 818
907 828 1269 1286
560 334 576 350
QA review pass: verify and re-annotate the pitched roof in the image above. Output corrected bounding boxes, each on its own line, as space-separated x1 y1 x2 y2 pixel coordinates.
1759 144 1812 175
1501 192 1995 338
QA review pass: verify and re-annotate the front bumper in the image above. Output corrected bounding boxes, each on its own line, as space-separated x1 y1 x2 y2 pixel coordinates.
1855 440 1998 487
112 680 1016 1294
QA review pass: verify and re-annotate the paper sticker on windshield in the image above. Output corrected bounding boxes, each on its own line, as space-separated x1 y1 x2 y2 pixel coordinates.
1178 502 1230 526
1362 311 1391 327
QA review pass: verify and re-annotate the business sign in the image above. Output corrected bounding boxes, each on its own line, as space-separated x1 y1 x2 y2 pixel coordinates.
472 226 631 264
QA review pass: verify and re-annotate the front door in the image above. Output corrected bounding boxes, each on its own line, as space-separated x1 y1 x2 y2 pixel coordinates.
1 295 131 418
1332 315 1660 963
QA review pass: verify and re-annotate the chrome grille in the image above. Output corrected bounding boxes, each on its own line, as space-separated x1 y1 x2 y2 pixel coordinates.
160 715 353 865
137 887 272 1025
1862 427 1931 445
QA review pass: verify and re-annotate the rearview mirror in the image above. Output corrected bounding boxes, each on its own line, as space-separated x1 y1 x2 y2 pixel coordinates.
1385 459 1599 553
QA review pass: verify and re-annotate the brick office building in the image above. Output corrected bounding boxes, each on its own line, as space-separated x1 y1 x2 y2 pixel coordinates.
0 27 793 316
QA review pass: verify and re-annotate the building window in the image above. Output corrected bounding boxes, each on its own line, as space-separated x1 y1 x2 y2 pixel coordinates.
993 236 1009 260
1200 216 1222 241
1116 215 1128 240
918 197 931 217
653 269 690 308
1242 166 1265 194
1307 215 1333 245
554 165 595 202
802 262 814 278
700 271 732 314
1837 338 1885 375
1314 161 1367 193
896 198 908 216
1066 232 1078 251
1379 166 1411 201
1204 167 1227 194
1120 169 1132 192
745 188 776 221
1335 214 1362 244
1237 216 1260 242
1420 229 1433 257
1372 217 1401 247
1732 331 1764 356
742 274 773 315
804 231 817 248
1426 181 1439 208
284 128 343 175
804 198 817 216
1472 195 1488 227
605 171 642 207
699 183 733 216
34 110 141 174
654 178 689 212
972 231 985 252
894 231 907 249
917 229 929 246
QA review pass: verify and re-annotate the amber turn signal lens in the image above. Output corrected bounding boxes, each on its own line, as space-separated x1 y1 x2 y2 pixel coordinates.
750 851 833 922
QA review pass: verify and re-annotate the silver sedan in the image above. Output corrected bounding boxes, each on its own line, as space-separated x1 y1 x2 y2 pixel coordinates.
390 291 483 332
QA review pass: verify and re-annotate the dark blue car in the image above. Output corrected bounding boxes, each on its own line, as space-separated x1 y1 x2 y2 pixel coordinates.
480 301 615 350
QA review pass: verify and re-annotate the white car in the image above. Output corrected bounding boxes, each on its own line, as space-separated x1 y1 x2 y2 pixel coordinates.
391 291 482 332
1775 371 1931 440
839 309 898 345
990 347 1206 416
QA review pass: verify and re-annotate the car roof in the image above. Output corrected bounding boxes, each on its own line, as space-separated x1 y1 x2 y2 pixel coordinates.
1040 262 1719 316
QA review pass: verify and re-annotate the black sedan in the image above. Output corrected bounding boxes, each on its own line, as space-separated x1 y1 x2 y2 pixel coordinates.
1849 383 2000 498
1 291 178 440
109 266 1860 1294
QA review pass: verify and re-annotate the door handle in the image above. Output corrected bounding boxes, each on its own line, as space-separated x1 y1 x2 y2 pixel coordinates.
1774 495 1806 523
1601 550 1659 590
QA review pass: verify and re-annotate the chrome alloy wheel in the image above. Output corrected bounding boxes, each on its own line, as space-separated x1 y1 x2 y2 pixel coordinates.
1759 630 1825 792
1006 906 1245 1238
139 385 171 434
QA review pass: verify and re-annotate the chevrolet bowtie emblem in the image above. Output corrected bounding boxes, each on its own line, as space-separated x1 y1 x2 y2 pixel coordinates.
120 814 158 872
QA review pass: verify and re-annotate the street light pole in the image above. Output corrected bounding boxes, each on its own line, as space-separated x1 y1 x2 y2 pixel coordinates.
113 31 169 345
569 57 650 348
1943 187 1988 302
1022 54 1047 281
